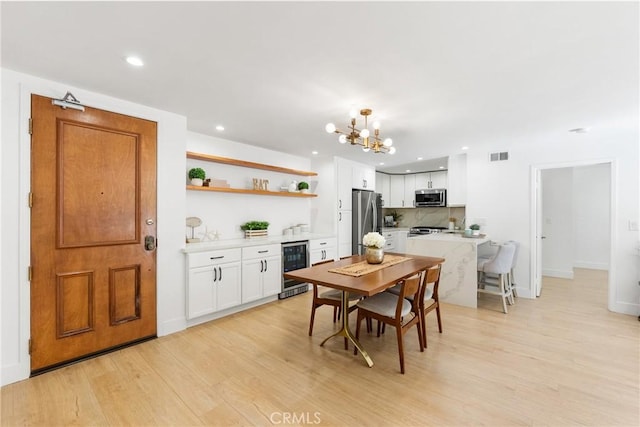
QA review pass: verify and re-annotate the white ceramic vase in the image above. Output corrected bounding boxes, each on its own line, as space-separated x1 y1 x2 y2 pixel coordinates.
190 178 203 186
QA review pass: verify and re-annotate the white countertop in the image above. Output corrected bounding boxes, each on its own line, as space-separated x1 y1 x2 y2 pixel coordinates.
381 227 411 232
182 232 336 253
409 233 490 245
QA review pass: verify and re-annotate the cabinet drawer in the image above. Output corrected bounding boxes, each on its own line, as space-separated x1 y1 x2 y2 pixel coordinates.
310 238 336 250
242 244 281 260
188 248 241 268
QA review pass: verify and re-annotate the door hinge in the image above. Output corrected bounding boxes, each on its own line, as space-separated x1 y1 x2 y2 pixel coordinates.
28 118 33 135
28 339 32 355
28 192 33 208
28 266 32 281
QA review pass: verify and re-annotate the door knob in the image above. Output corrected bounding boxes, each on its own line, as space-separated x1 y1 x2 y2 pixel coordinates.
144 235 156 251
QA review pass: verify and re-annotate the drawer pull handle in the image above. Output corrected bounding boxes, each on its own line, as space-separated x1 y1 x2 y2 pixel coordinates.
210 256 224 260
258 250 268 253
320 242 326 245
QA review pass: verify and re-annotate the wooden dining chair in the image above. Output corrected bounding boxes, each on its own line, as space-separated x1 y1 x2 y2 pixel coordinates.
353 274 423 374
416 264 443 349
308 260 363 338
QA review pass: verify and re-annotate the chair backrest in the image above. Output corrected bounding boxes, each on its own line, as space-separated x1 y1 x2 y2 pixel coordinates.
505 240 519 269
418 264 442 303
482 243 516 275
395 273 423 318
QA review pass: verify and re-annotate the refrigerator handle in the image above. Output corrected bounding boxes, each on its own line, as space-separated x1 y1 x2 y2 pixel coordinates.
371 198 377 233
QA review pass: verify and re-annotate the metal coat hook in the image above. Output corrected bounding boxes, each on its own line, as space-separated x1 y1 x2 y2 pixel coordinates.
52 91 85 111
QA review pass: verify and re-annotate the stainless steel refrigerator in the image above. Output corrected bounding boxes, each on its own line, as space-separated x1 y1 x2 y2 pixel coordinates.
352 190 383 255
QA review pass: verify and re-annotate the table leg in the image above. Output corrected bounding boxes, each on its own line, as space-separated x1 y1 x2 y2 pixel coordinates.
319 290 374 368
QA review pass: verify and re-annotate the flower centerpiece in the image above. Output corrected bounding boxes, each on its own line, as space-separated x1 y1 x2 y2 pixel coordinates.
362 231 386 264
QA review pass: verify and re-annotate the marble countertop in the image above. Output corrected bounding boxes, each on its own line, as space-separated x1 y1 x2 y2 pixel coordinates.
409 233 490 245
182 232 336 253
381 227 411 232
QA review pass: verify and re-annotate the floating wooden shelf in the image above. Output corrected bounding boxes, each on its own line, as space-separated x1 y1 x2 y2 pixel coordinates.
186 185 317 197
187 151 317 177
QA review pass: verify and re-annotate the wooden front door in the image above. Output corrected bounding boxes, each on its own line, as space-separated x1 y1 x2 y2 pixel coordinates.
30 94 157 372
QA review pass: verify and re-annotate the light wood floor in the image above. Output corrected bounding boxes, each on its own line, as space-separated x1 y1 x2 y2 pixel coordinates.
2 268 638 426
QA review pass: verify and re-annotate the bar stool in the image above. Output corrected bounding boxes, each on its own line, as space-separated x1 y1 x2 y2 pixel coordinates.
477 242 516 313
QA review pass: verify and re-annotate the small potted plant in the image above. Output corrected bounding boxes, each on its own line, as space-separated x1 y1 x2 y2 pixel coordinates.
188 167 206 186
389 210 403 227
298 181 310 194
241 221 270 238
470 224 481 236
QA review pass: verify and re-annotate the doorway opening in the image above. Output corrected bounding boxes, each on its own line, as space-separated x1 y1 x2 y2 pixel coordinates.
531 160 615 309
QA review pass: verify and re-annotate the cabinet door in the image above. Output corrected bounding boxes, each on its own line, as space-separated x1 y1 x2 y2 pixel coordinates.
338 210 352 258
241 259 263 303
337 158 353 210
323 245 337 262
430 170 448 189
262 255 282 297
388 175 404 208
414 173 429 190
187 266 215 319
395 231 408 253
216 262 241 311
403 174 416 208
376 172 390 207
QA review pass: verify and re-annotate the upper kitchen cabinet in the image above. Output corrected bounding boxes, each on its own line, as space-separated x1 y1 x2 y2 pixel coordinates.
352 162 376 191
403 174 416 208
447 153 467 206
376 172 390 207
415 170 447 189
388 175 405 208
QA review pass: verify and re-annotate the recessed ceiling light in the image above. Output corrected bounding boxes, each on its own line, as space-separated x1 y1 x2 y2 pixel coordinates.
461 146 469 150
569 127 589 134
215 125 225 131
417 157 423 161
126 56 144 67
379 162 384 166
439 166 444 169
311 151 318 155
406 169 411 173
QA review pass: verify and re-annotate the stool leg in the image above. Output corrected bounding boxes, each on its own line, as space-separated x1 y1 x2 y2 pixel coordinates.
500 274 508 314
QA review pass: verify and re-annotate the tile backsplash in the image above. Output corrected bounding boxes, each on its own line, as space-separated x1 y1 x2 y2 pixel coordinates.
382 207 466 229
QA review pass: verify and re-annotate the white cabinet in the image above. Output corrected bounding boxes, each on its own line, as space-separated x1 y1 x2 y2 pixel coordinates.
310 237 337 265
403 174 416 208
376 172 390 208
241 244 282 303
352 163 375 190
336 158 353 211
382 231 396 251
338 210 352 258
416 171 448 189
388 175 405 208
186 248 242 319
447 153 467 206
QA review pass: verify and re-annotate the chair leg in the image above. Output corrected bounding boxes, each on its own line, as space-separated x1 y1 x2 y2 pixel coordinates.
309 305 317 336
354 312 362 355
396 326 405 374
334 306 339 322
421 311 427 349
500 274 509 314
435 305 443 333
417 315 424 352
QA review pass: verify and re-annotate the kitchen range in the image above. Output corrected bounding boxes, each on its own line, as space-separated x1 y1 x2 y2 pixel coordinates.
408 226 448 237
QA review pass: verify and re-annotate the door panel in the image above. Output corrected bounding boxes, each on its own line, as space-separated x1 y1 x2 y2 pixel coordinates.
30 94 157 372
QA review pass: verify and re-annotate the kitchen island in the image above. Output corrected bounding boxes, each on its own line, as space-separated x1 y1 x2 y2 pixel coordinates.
406 233 491 308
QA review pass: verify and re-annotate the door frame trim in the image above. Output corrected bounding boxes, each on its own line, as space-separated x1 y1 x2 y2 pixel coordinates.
529 158 616 310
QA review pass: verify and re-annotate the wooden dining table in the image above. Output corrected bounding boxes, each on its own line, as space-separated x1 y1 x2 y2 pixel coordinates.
284 253 445 367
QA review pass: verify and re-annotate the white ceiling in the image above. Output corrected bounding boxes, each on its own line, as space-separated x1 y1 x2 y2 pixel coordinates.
2 2 638 173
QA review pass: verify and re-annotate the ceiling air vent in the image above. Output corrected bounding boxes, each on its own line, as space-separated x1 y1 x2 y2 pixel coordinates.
489 151 509 162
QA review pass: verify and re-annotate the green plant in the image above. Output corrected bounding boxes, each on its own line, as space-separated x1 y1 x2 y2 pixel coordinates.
389 210 403 222
240 221 269 231
188 167 205 180
298 181 309 190
470 224 480 230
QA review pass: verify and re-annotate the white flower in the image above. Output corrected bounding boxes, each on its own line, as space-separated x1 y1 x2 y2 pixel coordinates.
362 232 385 249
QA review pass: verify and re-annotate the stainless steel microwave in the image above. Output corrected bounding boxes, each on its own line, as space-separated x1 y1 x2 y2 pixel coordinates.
415 188 446 207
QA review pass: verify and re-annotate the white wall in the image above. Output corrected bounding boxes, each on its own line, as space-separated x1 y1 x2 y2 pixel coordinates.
186 132 313 239
1 69 188 385
573 163 610 269
541 168 574 278
465 132 639 315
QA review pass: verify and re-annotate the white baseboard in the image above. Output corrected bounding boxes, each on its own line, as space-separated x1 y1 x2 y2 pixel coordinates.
542 268 574 279
573 261 609 270
158 316 187 337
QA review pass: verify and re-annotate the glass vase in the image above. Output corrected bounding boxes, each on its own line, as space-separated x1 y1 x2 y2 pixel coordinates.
365 247 384 264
